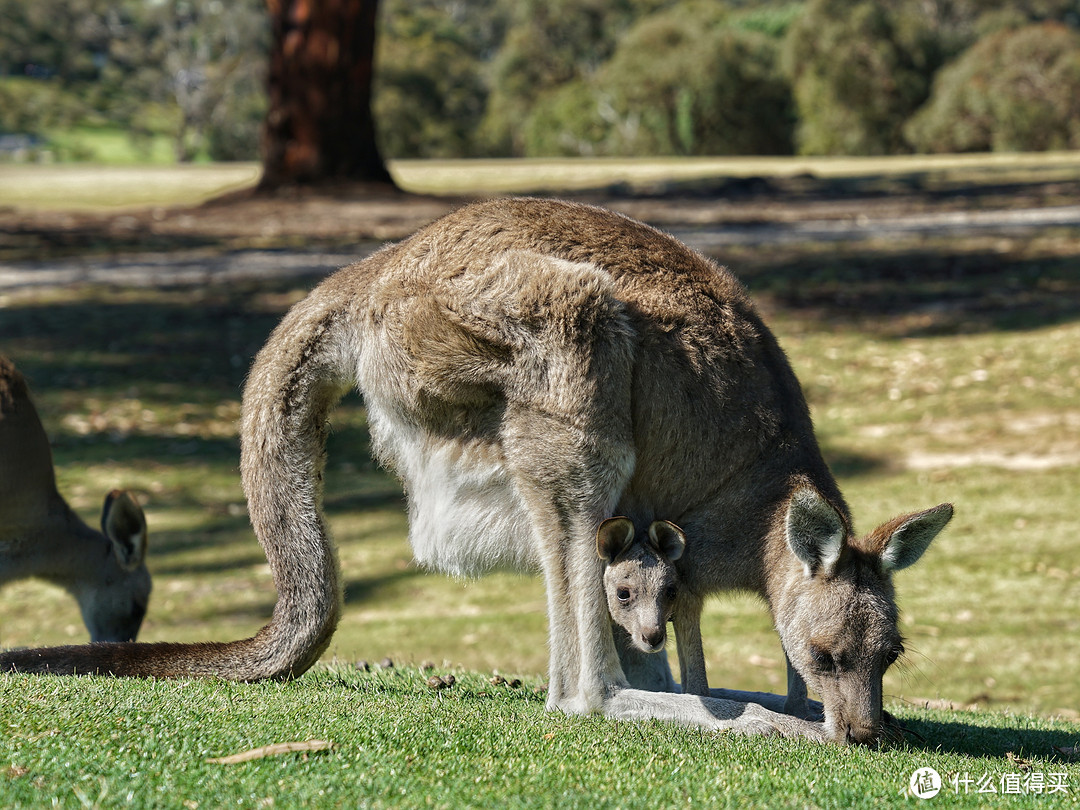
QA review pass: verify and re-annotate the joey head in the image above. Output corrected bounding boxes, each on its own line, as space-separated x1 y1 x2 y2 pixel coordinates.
597 517 685 655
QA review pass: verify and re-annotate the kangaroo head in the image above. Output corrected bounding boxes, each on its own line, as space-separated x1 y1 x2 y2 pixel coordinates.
76 490 151 643
775 488 952 745
597 517 686 654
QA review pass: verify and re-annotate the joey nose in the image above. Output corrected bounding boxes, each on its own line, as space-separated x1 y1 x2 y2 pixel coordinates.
642 628 666 651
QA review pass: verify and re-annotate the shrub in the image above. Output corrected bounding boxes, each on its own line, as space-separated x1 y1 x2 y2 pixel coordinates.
522 8 795 157
374 8 488 159
906 22 1080 152
784 0 941 155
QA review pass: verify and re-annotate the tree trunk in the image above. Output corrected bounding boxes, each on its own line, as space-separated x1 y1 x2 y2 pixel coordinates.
259 0 395 190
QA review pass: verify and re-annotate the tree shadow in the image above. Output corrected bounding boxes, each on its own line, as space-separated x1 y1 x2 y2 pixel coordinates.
341 568 427 606
735 247 1080 336
607 170 1080 207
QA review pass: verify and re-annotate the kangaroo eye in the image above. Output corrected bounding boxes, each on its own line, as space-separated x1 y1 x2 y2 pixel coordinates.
811 647 836 673
886 644 904 666
616 587 631 603
664 586 677 602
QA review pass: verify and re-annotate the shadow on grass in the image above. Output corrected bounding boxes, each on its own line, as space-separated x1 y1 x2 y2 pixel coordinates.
734 246 1080 337
0 223 226 263
902 715 1079 763
619 171 1080 206
820 446 887 478
341 568 427 606
0 278 312 398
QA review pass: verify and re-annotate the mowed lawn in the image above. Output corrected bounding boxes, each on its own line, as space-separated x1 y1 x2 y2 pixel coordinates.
0 158 1078 806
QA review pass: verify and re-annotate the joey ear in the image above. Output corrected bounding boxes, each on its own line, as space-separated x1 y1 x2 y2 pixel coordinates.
648 520 686 562
878 503 953 571
597 517 635 562
785 488 845 577
102 489 148 572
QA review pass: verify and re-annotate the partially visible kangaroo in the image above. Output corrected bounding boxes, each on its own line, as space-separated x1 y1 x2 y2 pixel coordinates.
0 199 951 744
597 516 684 690
0 356 150 643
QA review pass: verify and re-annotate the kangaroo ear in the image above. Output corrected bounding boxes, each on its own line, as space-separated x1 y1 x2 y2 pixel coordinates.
597 517 635 562
102 490 148 572
785 488 845 577
878 503 953 571
648 520 686 562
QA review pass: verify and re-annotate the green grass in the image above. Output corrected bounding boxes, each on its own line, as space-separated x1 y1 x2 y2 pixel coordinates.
1 668 1077 809
0 164 261 211
43 126 179 166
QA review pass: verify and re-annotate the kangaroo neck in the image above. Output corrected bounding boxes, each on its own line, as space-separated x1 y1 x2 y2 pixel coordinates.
33 507 110 592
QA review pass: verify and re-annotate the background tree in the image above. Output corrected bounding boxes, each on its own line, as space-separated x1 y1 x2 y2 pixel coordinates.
906 22 1080 152
373 0 497 159
518 2 797 157
479 0 664 155
109 0 267 162
0 0 121 140
0 0 266 161
259 0 393 189
784 0 943 155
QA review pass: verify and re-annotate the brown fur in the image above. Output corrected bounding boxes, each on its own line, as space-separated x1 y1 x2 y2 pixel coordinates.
0 200 951 743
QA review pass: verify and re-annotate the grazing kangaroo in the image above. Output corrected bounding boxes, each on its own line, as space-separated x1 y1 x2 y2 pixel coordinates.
0 199 951 744
0 356 150 643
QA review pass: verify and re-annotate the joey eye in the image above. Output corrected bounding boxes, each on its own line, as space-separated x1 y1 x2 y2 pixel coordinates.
886 644 904 667
810 647 836 673
616 587 631 603
664 586 677 602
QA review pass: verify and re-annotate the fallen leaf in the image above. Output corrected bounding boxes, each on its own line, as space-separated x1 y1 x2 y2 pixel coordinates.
207 740 333 764
1006 751 1032 772
1053 745 1078 759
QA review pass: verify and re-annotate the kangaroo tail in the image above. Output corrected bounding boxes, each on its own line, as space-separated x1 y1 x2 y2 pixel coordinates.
0 283 354 679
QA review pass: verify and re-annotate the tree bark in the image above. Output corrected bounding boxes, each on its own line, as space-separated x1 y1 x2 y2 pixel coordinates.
259 0 395 190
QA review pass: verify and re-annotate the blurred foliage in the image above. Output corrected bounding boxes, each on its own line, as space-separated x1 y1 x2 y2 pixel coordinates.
475 0 665 155
0 0 267 162
784 0 944 155
520 6 795 156
373 1 495 159
906 22 1080 152
3 0 1080 161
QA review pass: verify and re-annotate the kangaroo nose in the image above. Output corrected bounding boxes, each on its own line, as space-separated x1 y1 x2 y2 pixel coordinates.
642 628 666 651
845 723 878 747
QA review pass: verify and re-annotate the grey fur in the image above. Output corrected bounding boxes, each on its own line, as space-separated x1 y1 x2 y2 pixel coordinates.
0 200 952 744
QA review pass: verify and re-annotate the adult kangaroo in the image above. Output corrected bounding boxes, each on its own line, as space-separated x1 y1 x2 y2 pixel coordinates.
0 356 150 643
0 199 951 744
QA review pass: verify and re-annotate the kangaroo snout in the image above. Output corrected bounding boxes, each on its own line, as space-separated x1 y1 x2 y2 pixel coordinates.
640 626 667 652
842 720 880 746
